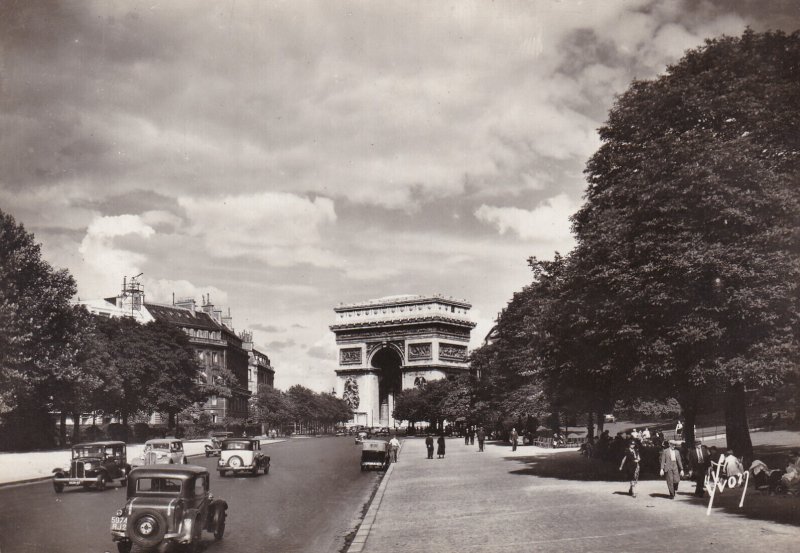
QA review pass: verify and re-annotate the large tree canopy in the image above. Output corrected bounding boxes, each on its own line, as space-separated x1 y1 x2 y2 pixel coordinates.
0 209 77 415
573 29 800 458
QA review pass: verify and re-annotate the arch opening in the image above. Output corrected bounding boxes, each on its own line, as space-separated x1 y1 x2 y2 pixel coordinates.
371 347 402 426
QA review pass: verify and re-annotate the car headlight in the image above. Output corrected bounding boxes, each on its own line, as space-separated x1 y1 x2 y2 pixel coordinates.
84 463 93 470
116 509 124 516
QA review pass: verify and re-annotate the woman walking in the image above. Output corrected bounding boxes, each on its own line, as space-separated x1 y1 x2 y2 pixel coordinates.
437 434 446 459
619 441 641 497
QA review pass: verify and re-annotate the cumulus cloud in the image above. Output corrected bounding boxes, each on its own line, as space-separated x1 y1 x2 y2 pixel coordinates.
474 194 580 242
143 278 229 306
178 193 338 267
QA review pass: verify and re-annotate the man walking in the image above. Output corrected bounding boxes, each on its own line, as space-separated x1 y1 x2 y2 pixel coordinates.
389 435 400 463
425 434 434 459
660 441 685 499
687 439 710 497
510 428 519 451
476 426 486 452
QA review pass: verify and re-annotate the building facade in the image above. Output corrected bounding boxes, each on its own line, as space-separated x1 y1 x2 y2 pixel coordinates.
75 277 274 423
330 295 475 428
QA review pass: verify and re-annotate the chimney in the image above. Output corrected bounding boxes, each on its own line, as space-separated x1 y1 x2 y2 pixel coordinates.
222 307 233 329
175 297 196 315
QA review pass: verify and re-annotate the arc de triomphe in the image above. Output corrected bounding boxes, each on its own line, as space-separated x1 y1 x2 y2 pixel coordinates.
331 295 475 428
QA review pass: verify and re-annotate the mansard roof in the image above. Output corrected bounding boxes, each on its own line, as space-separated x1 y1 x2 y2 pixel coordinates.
145 303 220 330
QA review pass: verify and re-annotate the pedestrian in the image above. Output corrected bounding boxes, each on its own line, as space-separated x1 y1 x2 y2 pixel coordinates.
510 428 519 451
464 427 470 446
389 435 400 463
660 441 684 499
687 439 710 497
619 441 641 497
675 420 683 440
437 434 446 459
425 434 434 459
469 427 475 445
476 426 486 452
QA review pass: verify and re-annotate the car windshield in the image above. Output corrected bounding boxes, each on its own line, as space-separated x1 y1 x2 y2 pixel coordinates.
135 477 182 494
148 443 170 450
222 441 253 451
73 446 104 458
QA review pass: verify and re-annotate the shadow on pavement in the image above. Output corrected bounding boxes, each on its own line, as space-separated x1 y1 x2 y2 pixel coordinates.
505 449 663 482
504 446 800 526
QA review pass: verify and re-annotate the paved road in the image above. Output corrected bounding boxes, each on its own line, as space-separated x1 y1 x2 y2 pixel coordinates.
0 436 379 553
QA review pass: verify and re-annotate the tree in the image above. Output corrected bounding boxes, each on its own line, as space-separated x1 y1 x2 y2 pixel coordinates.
574 29 800 460
141 320 205 431
0 210 79 448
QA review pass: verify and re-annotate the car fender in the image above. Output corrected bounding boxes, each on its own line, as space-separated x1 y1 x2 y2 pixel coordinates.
52 468 65 475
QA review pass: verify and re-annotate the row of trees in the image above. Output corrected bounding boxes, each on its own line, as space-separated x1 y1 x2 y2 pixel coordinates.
250 385 353 434
0 209 353 449
408 30 799 462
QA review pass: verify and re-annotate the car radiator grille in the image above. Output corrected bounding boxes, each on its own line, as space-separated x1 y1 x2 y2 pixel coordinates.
145 452 158 465
70 462 85 478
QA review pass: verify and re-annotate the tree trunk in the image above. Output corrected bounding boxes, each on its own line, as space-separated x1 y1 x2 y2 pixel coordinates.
586 411 595 440
168 411 176 431
72 412 81 443
682 403 696 447
59 411 68 447
724 383 753 463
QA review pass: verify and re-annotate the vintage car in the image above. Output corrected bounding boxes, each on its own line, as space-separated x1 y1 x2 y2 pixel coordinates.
53 441 130 493
204 437 223 457
354 431 369 444
131 439 188 466
360 439 389 471
110 465 227 553
217 438 270 476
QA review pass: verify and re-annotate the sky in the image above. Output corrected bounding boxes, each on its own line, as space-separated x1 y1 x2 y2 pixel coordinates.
1 0 798 392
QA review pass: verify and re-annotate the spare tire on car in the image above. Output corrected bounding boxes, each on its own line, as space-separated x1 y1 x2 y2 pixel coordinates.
128 508 168 549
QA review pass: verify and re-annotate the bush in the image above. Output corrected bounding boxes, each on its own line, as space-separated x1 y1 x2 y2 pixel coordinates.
133 423 150 443
83 425 105 442
106 423 128 442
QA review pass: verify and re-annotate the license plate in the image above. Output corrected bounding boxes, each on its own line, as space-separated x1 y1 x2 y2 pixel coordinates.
110 516 127 531
68 480 80 485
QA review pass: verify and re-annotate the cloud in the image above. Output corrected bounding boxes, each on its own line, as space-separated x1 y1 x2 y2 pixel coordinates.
474 194 580 242
178 192 339 267
143 278 229 307
250 323 284 333
78 214 154 271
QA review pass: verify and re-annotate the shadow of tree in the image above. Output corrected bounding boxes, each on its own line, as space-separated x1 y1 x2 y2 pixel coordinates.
504 447 800 526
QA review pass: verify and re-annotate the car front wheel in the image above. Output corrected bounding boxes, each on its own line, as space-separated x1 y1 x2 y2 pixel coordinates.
96 473 107 491
53 480 64 493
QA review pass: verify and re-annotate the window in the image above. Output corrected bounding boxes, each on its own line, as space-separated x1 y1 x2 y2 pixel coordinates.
193 476 207 497
210 396 217 406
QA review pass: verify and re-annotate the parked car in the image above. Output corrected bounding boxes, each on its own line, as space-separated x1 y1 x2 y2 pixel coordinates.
354 431 369 444
603 414 616 423
217 438 270 476
131 439 187 466
110 465 227 553
205 437 223 457
53 441 130 493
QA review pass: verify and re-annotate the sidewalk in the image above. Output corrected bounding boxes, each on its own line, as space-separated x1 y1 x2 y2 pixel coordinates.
350 437 800 553
0 437 285 486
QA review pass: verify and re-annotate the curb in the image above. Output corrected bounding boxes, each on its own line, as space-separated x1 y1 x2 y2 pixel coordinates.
345 440 402 553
